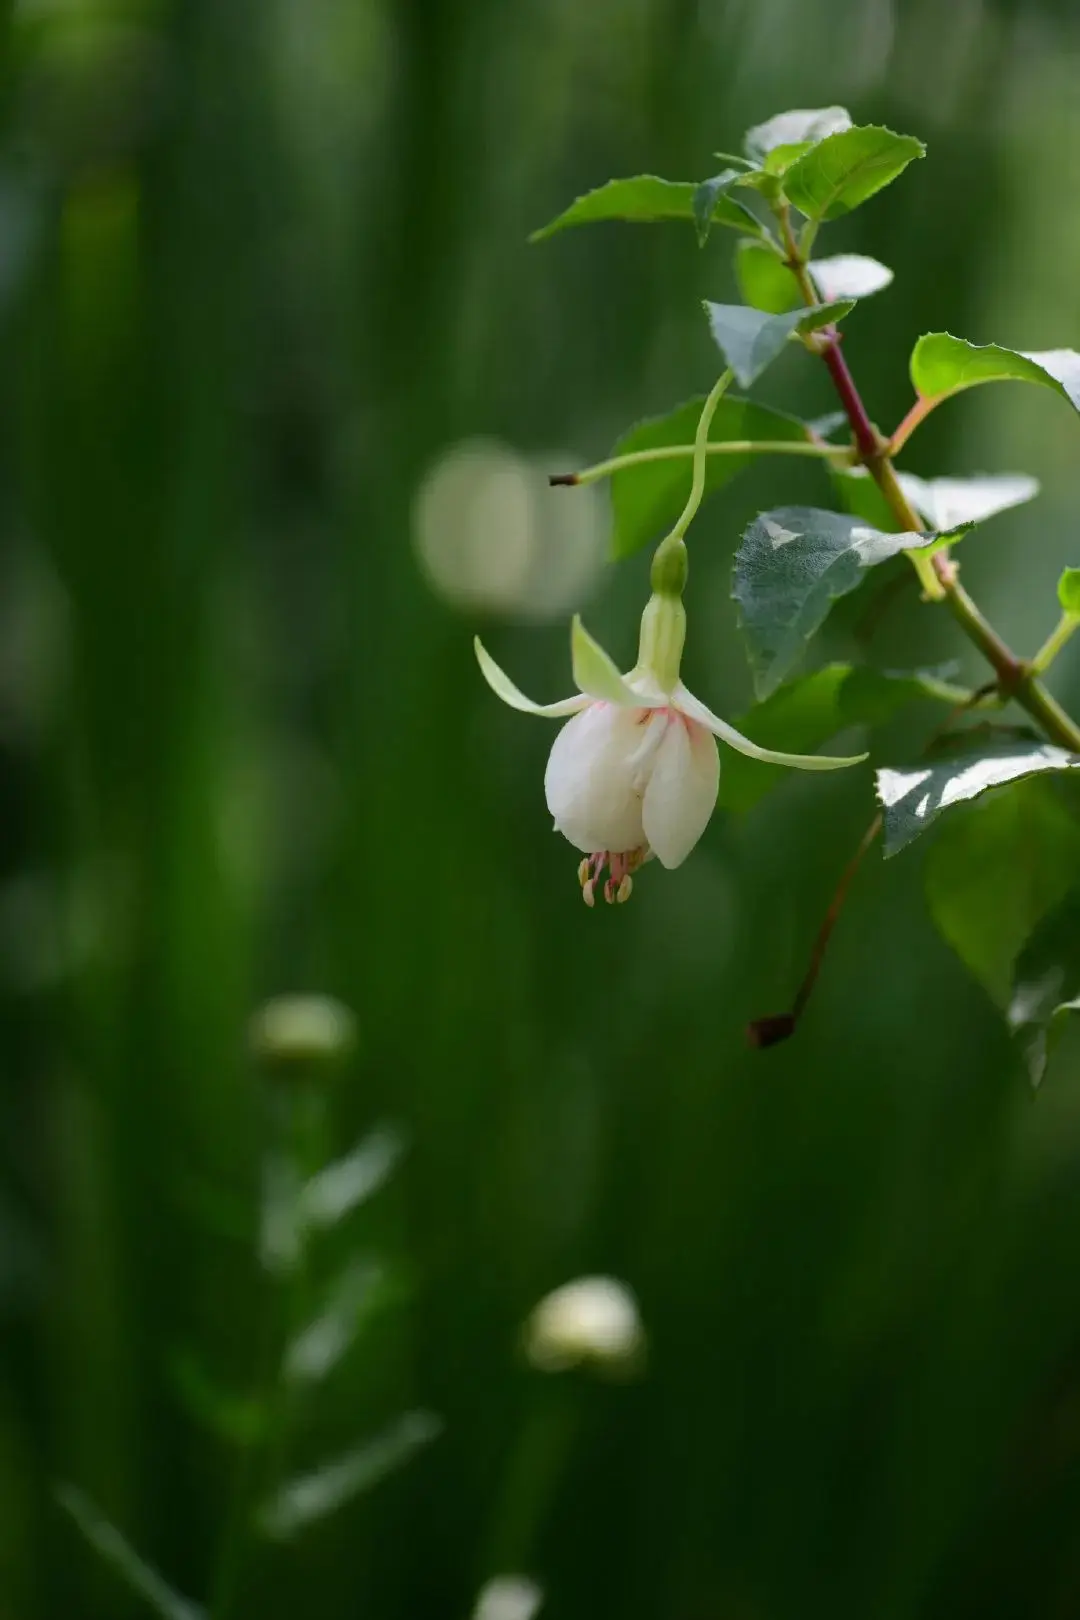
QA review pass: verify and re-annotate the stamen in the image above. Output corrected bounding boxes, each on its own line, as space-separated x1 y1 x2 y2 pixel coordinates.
577 846 648 908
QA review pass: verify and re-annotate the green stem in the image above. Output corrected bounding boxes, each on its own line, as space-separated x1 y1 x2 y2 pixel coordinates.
556 435 848 488
667 369 734 544
775 204 1080 754
1032 611 1080 675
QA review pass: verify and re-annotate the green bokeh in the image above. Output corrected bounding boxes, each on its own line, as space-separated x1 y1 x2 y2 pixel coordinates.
4 2 1080 1618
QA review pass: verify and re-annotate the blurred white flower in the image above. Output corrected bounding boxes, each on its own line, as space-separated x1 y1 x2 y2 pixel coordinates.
472 1575 544 1620
523 1275 644 1375
413 439 603 619
248 994 357 1067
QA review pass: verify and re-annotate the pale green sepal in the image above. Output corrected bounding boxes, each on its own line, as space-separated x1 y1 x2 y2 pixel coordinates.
474 637 588 718
675 683 867 770
571 615 663 707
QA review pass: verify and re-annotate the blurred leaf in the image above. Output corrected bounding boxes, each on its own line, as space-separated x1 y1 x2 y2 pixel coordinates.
529 176 759 243
297 1122 407 1233
743 106 852 165
168 1350 267 1446
693 170 742 244
898 471 1040 530
608 394 811 560
57 1486 204 1620
808 253 894 300
877 739 1080 856
703 299 854 388
256 1411 442 1541
720 663 969 813
809 409 850 440
735 240 800 313
924 781 1080 1004
1008 891 1080 1087
832 466 898 529
782 126 925 220
732 506 968 697
283 1259 395 1385
910 334 1080 412
1058 567 1080 614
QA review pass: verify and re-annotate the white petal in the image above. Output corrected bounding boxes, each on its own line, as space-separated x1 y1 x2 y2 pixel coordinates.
673 682 868 771
475 637 589 717
571 616 663 708
642 717 719 868
544 704 650 854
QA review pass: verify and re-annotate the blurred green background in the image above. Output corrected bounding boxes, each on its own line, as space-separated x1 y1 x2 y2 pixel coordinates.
6 1 1080 1616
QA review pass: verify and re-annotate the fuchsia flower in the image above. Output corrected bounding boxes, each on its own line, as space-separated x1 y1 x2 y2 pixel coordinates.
476 592 865 905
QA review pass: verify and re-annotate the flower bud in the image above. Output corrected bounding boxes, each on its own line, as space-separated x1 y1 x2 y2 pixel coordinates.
248 994 357 1071
523 1275 644 1375
649 534 688 598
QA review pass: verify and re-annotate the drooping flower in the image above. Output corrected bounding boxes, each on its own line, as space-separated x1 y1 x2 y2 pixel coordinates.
475 566 865 904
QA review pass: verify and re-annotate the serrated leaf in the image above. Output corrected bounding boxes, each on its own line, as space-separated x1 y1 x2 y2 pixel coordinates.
694 170 741 244
719 663 969 813
897 471 1040 530
877 739 1080 856
808 253 894 301
703 299 854 389
735 240 801 314
743 106 852 165
1058 567 1080 615
58 1486 205 1620
782 125 925 220
924 781 1080 1004
257 1411 441 1540
1009 891 1080 1087
609 394 812 560
910 334 1080 413
530 175 759 243
732 506 967 697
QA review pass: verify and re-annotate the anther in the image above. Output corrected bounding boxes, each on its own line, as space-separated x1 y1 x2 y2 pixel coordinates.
577 858 590 887
581 879 595 908
616 875 633 903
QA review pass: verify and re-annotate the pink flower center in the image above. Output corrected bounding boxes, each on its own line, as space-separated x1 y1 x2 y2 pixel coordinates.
577 846 648 907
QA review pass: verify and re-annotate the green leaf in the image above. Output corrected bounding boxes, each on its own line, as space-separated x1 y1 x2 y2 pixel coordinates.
693 170 742 244
297 1123 406 1233
168 1349 267 1445
832 467 1039 536
529 175 759 243
924 780 1080 1004
703 299 854 389
1058 567 1080 615
609 394 812 560
897 471 1040 530
58 1486 205 1620
283 1259 397 1385
910 334 1080 413
732 506 967 697
719 663 969 813
735 240 801 314
257 1411 442 1540
832 466 899 530
808 253 894 301
876 738 1080 856
782 125 925 220
743 106 852 165
1008 891 1080 1087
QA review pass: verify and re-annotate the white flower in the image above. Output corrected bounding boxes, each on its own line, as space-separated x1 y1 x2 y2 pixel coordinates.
475 599 865 905
523 1275 644 1374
